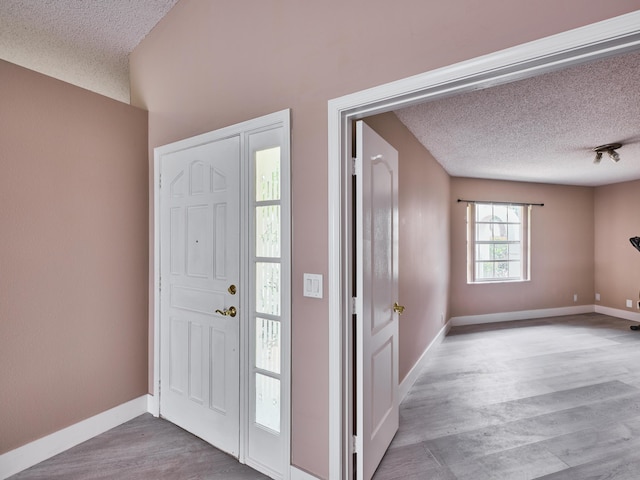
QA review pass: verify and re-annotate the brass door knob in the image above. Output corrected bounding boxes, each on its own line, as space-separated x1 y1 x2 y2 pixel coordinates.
215 306 237 317
393 302 405 315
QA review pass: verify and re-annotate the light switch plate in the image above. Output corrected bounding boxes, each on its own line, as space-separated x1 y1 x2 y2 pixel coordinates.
303 273 323 298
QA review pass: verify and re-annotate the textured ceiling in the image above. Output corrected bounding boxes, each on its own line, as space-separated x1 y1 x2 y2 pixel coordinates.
0 0 179 102
1 3 638 186
394 50 640 187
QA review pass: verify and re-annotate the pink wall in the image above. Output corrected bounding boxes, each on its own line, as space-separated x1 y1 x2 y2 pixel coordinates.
129 2 637 477
450 178 595 317
594 180 640 312
364 114 450 382
0 60 149 454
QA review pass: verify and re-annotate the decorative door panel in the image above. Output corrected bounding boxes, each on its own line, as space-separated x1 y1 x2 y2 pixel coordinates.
160 136 241 457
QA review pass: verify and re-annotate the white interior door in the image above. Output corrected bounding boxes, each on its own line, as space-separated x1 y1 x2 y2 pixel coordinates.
355 121 400 480
159 136 241 456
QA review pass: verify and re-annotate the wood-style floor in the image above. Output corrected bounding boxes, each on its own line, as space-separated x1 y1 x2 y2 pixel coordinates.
9 313 640 480
8 414 268 480
373 313 640 480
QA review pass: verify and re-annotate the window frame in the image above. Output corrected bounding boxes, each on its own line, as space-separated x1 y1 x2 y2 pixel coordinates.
467 202 531 284
245 120 291 477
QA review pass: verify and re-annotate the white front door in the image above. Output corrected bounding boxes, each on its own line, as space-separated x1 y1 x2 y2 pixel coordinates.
155 110 291 480
355 121 400 480
159 136 241 456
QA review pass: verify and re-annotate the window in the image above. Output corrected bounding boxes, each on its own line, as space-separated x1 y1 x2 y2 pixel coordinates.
253 145 283 433
467 202 530 283
244 116 292 476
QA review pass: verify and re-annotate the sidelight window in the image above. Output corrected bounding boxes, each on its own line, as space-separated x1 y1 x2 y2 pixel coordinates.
251 137 289 438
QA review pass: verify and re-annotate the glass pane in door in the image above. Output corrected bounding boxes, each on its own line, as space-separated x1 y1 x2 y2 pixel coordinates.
256 317 281 374
255 373 280 432
256 205 281 258
256 147 281 201
256 262 280 316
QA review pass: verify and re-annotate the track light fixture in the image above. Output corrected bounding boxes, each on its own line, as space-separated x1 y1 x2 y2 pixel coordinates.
609 149 620 162
593 143 622 164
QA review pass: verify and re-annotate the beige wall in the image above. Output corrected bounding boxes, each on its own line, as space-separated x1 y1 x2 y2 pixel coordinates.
364 114 450 382
595 180 640 312
129 1 637 477
450 178 595 317
0 60 149 454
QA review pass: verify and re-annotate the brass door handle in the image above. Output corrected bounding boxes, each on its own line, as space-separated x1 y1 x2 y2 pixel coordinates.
393 302 405 315
215 306 237 317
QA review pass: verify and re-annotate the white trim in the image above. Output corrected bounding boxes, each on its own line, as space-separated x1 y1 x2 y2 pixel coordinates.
327 111 343 480
595 304 640 323
152 142 161 416
147 394 159 416
243 112 292 480
398 321 452 402
290 465 321 480
450 305 595 327
327 11 640 479
0 395 149 480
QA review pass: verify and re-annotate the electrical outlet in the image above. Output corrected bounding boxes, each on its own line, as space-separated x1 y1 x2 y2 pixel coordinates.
595 293 601 301
626 299 633 308
573 294 578 303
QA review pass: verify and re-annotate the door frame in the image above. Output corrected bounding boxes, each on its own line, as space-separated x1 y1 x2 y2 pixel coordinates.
327 11 640 479
151 109 292 479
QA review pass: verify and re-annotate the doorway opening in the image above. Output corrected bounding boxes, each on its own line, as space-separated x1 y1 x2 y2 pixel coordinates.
329 12 640 480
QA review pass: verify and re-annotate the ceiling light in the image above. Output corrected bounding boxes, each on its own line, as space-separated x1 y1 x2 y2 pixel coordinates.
593 151 603 164
593 143 622 164
609 150 620 162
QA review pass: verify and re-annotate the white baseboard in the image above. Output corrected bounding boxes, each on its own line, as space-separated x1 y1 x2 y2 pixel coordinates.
450 305 595 327
595 304 640 322
399 320 452 402
290 465 321 480
147 393 159 416
0 395 150 480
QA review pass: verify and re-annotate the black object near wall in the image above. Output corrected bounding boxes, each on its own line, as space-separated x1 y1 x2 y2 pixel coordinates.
629 237 640 331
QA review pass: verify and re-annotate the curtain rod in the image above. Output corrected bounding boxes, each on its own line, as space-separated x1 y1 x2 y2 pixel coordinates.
457 199 544 207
